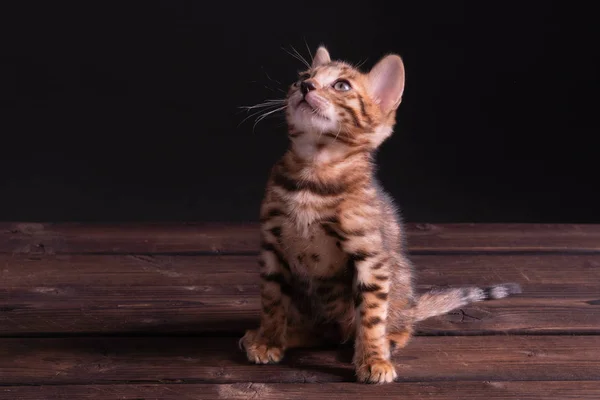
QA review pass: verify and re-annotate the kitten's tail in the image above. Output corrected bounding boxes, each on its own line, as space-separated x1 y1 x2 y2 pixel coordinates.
412 283 522 322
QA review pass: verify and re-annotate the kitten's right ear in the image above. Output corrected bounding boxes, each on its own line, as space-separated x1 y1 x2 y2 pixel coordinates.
312 46 331 68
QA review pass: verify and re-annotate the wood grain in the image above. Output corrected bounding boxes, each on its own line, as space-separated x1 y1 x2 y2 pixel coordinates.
4 381 600 400
1 222 599 397
1 336 599 385
1 254 599 335
3 222 600 254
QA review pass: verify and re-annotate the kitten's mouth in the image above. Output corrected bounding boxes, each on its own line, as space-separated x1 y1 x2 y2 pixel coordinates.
296 98 329 119
297 99 311 108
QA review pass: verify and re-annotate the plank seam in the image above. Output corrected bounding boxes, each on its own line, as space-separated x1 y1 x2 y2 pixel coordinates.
4 250 600 256
3 378 600 387
1 331 599 339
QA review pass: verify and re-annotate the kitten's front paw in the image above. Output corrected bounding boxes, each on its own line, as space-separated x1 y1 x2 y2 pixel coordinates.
356 359 398 384
239 329 284 364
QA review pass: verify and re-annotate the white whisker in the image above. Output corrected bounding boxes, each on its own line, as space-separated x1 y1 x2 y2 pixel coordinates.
282 46 311 69
290 45 311 69
354 58 369 70
252 105 288 132
262 69 282 85
238 102 286 127
334 121 343 142
236 104 283 119
262 85 286 94
303 38 313 63
239 99 286 111
240 104 282 117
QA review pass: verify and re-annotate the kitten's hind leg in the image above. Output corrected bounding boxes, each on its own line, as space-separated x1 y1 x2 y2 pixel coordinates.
387 327 413 354
386 296 416 355
385 257 417 356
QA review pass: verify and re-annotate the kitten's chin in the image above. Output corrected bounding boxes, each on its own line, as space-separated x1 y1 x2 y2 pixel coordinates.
288 107 337 134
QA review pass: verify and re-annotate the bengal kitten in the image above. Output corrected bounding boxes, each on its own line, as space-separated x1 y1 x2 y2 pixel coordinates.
240 46 521 384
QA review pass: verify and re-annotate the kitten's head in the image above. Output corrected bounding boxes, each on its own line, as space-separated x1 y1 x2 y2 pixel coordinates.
285 46 405 152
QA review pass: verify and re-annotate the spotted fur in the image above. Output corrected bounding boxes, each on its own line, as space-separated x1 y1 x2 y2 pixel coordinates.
240 46 522 384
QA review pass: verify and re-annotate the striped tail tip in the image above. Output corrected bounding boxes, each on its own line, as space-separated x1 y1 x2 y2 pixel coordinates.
482 283 522 300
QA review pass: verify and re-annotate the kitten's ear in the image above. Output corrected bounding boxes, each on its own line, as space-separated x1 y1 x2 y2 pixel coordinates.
312 46 331 68
367 54 405 114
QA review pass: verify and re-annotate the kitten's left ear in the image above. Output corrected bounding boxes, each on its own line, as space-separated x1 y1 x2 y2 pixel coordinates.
312 46 331 68
367 54 405 114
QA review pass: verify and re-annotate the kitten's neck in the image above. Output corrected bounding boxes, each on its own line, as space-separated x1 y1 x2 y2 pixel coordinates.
284 139 372 184
289 131 370 166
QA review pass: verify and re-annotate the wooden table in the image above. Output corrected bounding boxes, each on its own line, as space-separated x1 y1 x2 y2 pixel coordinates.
1 222 599 399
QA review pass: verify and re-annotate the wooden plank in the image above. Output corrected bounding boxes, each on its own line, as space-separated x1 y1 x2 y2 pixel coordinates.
4 381 600 400
4 253 599 287
1 336 599 385
2 254 599 335
3 222 600 254
0 222 259 255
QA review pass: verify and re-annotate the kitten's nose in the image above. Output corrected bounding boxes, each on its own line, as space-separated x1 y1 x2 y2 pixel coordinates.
301 80 317 96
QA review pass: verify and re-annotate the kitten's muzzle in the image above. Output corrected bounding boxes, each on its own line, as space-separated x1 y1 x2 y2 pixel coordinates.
298 91 329 117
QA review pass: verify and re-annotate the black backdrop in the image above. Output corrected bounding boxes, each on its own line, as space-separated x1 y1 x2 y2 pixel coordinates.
1 1 598 223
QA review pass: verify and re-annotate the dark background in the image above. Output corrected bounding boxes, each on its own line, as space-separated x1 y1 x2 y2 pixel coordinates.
1 1 598 223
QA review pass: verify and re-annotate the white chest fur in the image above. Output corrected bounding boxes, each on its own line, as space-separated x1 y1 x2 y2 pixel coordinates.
273 187 332 237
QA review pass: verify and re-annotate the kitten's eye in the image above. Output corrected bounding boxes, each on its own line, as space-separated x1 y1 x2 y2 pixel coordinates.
292 81 300 87
333 80 351 92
